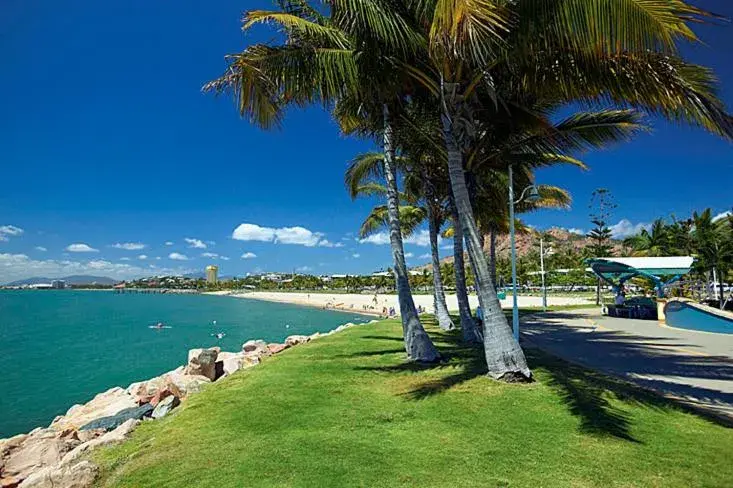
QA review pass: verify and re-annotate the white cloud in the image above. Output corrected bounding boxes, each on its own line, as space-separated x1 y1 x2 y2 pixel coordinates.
0 253 192 284
358 229 437 247
274 227 322 246
713 210 732 222
232 222 336 247
609 219 651 239
0 225 24 241
241 252 257 259
155 256 161 260
567 228 585 236
35 246 47 252
112 242 146 251
405 252 414 258
220 256 230 261
185 238 207 249
201 252 218 258
318 240 344 248
352 253 361 258
232 224 276 242
120 257 131 261
66 243 99 253
138 255 148 260
358 232 390 245
296 266 313 273
419 253 431 259
405 230 434 247
169 252 189 261
165 241 174 246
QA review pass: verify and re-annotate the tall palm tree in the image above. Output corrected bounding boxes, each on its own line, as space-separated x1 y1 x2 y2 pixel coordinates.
206 1 440 362
346 152 456 331
693 209 733 308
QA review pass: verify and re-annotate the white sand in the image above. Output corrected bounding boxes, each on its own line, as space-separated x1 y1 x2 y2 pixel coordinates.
208 291 593 316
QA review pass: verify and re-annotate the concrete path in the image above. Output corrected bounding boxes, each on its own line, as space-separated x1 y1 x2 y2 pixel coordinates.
521 309 733 422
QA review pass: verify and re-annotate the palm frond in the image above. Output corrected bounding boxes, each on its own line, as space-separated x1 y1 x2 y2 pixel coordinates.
345 152 386 199
243 11 349 49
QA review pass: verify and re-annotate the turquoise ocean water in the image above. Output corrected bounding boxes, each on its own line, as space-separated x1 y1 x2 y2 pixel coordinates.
0 290 369 437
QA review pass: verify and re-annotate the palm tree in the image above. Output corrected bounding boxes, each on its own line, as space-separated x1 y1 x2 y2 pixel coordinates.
693 209 733 308
624 219 670 256
346 153 455 331
206 2 440 362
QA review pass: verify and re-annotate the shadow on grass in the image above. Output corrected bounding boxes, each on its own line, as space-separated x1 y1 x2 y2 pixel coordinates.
355 313 733 442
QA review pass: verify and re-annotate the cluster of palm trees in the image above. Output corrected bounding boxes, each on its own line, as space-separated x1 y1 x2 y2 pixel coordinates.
206 0 732 381
624 208 733 307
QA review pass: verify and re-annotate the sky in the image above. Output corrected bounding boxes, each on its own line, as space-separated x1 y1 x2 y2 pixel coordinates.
1 1 732 283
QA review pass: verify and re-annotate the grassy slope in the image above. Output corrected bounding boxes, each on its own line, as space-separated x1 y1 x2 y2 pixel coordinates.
94 317 732 488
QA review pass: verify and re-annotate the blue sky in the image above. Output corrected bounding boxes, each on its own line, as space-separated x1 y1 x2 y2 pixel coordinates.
1 0 732 282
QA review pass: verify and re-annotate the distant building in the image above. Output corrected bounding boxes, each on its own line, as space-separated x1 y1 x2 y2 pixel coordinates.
206 265 219 284
51 280 66 289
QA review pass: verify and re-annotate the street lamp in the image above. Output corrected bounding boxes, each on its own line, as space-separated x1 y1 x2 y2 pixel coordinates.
540 237 547 312
508 164 540 341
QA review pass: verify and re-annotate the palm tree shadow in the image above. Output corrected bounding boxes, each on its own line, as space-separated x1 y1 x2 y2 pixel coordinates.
528 349 639 442
354 319 733 442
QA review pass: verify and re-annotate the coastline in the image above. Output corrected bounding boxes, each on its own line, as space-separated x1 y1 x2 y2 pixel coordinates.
0 315 372 486
207 290 592 315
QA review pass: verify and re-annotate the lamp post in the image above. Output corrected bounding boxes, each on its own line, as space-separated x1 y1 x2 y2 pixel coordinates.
508 164 540 341
540 237 547 312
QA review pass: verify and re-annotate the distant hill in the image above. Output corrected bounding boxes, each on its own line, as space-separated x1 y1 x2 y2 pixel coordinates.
4 275 119 286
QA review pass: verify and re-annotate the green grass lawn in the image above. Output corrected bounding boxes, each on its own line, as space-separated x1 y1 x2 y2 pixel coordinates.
94 317 732 487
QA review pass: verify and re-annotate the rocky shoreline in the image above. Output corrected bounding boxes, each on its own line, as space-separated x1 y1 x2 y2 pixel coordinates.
0 320 375 487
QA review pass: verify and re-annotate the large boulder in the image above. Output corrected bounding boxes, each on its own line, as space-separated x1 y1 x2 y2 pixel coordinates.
126 376 168 405
60 420 139 467
79 404 152 432
184 347 220 381
163 372 210 397
216 352 246 376
267 343 288 355
50 388 138 432
285 335 310 347
19 460 98 488
151 395 180 420
241 340 268 355
2 430 78 483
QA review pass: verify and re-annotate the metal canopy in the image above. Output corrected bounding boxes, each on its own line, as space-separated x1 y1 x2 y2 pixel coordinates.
586 256 694 296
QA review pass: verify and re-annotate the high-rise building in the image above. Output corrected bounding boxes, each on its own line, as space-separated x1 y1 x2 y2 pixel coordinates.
205 265 218 284
51 280 66 289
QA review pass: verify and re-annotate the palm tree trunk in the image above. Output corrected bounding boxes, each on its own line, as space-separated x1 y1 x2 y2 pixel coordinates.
489 227 497 287
427 202 455 330
383 104 439 362
440 88 530 380
449 193 480 342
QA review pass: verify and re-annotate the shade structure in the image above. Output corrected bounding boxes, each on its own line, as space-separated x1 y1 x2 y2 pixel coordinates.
586 256 694 296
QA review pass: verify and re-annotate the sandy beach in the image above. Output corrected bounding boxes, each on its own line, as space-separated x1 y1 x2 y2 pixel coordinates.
209 291 594 316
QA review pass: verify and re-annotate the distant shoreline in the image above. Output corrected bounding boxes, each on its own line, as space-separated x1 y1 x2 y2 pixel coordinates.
206 290 593 315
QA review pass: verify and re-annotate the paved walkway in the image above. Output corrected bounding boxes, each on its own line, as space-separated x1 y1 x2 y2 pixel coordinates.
521 309 733 422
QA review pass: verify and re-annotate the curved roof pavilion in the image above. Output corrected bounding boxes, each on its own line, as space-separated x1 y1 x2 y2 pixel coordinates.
586 256 694 296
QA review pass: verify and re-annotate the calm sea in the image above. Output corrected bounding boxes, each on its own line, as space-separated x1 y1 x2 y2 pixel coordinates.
0 290 369 437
